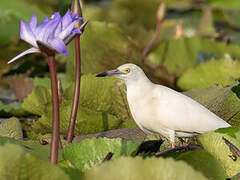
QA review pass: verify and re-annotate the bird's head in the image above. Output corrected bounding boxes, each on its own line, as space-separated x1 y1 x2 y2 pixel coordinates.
96 63 148 84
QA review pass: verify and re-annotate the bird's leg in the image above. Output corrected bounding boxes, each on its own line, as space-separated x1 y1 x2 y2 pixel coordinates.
178 137 188 146
168 129 175 148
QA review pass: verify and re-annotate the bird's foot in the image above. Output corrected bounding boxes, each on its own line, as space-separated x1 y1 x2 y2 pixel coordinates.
178 137 188 146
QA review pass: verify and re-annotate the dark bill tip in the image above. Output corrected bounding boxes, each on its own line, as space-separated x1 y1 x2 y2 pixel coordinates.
96 72 108 77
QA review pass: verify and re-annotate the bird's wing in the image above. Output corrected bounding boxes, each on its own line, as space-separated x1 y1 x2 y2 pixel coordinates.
153 85 230 134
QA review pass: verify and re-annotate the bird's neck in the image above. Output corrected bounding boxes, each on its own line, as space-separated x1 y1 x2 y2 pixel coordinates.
125 76 153 98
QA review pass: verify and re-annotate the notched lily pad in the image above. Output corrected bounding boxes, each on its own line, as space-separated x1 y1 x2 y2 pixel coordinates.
197 126 240 178
63 137 139 170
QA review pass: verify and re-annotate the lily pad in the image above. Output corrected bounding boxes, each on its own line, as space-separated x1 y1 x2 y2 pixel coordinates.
197 127 240 178
83 157 208 180
62 137 139 170
177 58 240 90
206 0 240 10
21 86 51 116
148 36 240 77
68 74 131 122
0 101 25 117
22 74 133 135
184 85 240 126
109 0 162 29
32 100 122 135
176 149 226 180
33 77 70 91
0 117 23 139
0 136 52 160
0 143 69 180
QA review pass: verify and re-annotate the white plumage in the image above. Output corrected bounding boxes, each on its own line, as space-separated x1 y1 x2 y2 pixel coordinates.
96 63 231 147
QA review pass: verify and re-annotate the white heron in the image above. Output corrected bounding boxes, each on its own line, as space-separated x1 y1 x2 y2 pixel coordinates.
96 63 231 147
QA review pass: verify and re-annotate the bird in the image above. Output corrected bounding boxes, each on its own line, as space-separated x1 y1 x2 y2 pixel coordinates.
96 63 231 148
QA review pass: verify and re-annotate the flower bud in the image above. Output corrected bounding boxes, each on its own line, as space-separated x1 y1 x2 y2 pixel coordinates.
157 2 166 24
71 0 83 28
174 20 184 39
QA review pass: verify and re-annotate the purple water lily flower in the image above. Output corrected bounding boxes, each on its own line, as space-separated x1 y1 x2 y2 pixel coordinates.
8 9 82 64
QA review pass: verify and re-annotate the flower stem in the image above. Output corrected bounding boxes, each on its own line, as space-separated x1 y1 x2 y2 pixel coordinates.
67 34 81 143
48 54 60 164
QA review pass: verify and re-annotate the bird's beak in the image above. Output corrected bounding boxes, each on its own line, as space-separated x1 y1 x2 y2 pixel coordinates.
96 69 123 77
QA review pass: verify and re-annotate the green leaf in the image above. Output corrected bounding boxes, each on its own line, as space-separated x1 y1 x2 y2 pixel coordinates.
206 0 240 10
72 74 131 122
109 0 162 29
58 160 83 180
231 172 240 180
63 137 139 170
21 86 51 116
222 10 240 29
232 81 240 99
184 85 240 126
0 136 52 161
177 58 240 90
33 77 70 90
0 101 26 117
33 100 122 135
0 0 46 45
148 36 240 77
83 157 208 180
197 6 216 37
197 127 240 178
176 149 226 180
0 143 69 180
0 61 10 76
215 126 240 139
66 21 141 80
23 75 134 135
0 117 23 139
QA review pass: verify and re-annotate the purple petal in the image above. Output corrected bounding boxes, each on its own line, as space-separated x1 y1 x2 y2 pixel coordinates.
8 47 40 64
71 13 83 22
42 16 49 23
49 37 68 56
72 28 82 35
51 12 61 19
29 13 37 30
37 15 61 42
62 9 72 30
20 21 37 47
58 20 77 40
54 21 62 38
71 13 78 19
34 17 49 35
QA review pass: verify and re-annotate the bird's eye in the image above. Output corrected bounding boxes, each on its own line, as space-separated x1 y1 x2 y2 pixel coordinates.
123 68 130 74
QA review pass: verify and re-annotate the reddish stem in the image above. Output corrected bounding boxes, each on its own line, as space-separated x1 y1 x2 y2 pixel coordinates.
48 55 60 164
67 34 81 143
